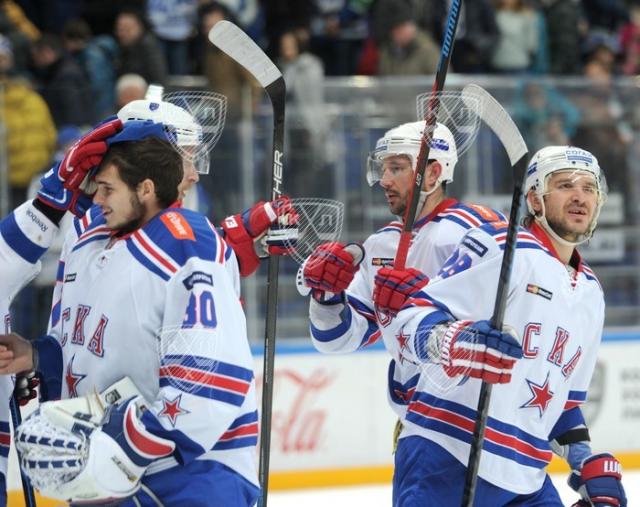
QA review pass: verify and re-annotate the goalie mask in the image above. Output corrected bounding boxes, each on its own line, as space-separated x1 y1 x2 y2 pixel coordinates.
366 121 458 190
117 99 209 174
525 145 607 246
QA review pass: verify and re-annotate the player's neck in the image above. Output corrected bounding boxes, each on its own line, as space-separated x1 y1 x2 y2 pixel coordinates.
141 203 164 228
416 192 445 221
548 238 574 265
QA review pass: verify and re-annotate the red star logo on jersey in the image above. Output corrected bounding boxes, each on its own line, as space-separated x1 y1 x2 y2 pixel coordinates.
520 373 555 417
396 330 410 351
158 394 190 427
65 355 86 397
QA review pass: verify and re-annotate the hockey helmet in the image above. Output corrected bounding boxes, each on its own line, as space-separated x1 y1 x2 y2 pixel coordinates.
366 121 458 189
525 145 607 245
117 98 208 174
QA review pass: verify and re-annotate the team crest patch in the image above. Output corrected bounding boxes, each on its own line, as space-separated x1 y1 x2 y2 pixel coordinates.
372 257 394 267
158 394 190 427
161 212 195 241
526 284 553 301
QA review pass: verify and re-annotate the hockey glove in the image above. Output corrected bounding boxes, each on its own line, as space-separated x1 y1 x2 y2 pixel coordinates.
303 242 364 302
569 453 627 507
222 196 298 277
373 267 429 317
37 118 123 217
434 320 522 384
15 393 175 503
14 370 38 406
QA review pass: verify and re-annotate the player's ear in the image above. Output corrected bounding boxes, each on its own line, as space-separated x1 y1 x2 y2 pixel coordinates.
424 161 442 190
137 179 156 203
528 190 543 215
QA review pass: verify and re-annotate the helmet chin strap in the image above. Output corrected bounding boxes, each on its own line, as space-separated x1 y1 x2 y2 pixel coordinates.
398 181 440 222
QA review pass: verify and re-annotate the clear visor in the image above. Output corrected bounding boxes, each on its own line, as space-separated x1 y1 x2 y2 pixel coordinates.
366 151 414 187
541 169 607 204
180 145 211 175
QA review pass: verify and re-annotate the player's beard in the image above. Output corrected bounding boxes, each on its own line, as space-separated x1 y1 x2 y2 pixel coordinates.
545 211 591 243
116 194 146 236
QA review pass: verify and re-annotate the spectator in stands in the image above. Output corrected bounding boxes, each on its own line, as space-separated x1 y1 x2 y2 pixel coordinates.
619 3 640 75
146 0 198 75
377 9 439 76
512 81 580 153
0 34 56 208
62 18 117 118
278 29 328 195
262 0 312 59
583 31 620 75
198 2 259 120
308 0 373 76
115 73 147 109
0 0 39 74
491 0 540 73
114 8 167 85
30 33 94 127
539 0 583 75
573 57 631 194
582 0 628 35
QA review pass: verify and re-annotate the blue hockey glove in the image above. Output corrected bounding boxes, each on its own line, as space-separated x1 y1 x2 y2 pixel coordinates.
569 453 627 507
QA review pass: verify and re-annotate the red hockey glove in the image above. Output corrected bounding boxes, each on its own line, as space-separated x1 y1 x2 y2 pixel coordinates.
569 453 627 507
222 196 297 277
439 320 522 384
37 118 123 217
14 370 39 406
303 242 363 298
373 267 429 317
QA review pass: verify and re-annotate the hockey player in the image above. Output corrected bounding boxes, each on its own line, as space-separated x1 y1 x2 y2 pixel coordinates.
372 146 627 506
0 122 261 506
0 120 123 506
301 121 504 430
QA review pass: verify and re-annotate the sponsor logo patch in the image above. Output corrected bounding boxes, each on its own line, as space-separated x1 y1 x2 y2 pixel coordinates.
64 273 76 283
161 212 195 241
462 236 488 257
183 271 214 290
372 257 394 267
526 284 553 301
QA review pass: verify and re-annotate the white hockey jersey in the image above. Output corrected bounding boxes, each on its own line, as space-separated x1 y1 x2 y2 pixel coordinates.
44 205 258 486
309 199 505 353
380 220 604 494
0 200 58 497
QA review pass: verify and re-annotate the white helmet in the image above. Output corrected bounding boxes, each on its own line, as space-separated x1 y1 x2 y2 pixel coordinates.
525 145 607 245
366 121 458 188
117 93 208 174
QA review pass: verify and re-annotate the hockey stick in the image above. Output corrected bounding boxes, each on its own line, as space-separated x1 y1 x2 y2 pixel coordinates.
208 21 285 507
459 84 529 507
10 395 37 507
394 0 463 269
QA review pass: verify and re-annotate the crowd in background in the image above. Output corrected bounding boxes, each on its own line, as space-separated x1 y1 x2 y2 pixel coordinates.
1 0 639 208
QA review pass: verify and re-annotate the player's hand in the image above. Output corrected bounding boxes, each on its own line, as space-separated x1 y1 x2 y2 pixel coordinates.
373 267 429 317
439 320 522 384
0 333 34 374
37 118 123 217
302 242 364 302
222 196 298 277
569 453 627 507
14 370 39 406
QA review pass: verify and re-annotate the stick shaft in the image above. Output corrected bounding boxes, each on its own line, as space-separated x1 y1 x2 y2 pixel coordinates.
395 0 463 269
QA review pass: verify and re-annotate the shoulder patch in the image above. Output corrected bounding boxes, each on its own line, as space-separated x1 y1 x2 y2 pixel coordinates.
462 236 488 257
464 203 503 222
161 211 195 241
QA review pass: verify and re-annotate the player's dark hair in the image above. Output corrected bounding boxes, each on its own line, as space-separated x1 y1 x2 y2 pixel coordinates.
101 138 182 207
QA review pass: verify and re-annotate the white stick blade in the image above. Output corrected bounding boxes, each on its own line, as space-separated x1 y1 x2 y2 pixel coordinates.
208 20 281 88
462 84 528 166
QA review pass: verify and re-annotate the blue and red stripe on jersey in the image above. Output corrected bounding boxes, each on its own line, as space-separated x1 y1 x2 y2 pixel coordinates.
406 391 553 469
213 411 259 451
160 355 253 406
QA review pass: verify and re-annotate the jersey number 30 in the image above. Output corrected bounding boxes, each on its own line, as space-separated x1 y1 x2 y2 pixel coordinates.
183 291 217 328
